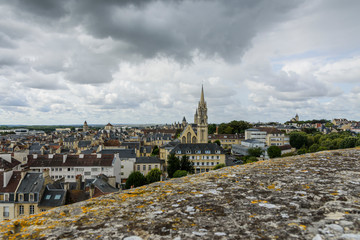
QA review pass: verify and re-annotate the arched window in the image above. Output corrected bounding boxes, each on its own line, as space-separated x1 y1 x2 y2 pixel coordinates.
182 136 186 143
192 136 197 143
187 132 191 143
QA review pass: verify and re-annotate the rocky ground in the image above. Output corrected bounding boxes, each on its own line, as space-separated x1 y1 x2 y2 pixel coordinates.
1 148 360 239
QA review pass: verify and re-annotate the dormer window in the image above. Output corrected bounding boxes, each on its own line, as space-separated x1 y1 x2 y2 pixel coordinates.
4 193 9 201
205 150 211 154
18 194 24 202
196 150 201 154
176 150 182 154
29 193 34 202
186 150 191 154
215 150 221 154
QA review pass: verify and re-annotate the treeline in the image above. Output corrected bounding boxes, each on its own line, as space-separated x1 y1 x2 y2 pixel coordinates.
285 119 330 124
289 131 360 154
208 120 252 134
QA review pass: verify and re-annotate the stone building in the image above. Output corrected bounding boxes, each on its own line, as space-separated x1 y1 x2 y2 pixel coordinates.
180 86 208 144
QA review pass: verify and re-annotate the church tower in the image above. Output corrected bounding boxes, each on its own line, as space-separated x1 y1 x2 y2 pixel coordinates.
195 85 208 143
83 121 89 132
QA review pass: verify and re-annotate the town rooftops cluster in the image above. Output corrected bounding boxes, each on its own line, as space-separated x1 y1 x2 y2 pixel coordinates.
1 148 359 239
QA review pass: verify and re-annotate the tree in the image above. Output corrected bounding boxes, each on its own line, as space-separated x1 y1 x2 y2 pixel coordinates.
297 146 308 155
308 143 320 153
289 132 308 149
180 155 194 174
248 147 263 157
214 140 221 146
173 170 188 178
167 153 180 178
175 128 182 138
151 145 159 156
213 163 226 170
208 124 217 134
339 137 358 149
267 146 281 158
146 168 162 184
125 172 146 189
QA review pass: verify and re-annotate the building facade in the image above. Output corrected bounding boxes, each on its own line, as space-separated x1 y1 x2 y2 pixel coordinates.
170 143 225 174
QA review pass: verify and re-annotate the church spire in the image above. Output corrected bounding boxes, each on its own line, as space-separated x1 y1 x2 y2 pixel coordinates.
200 84 205 105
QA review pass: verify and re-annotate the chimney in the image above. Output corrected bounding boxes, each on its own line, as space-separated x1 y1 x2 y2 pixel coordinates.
89 184 95 198
107 176 116 188
63 155 67 163
215 126 219 135
76 175 82 190
63 182 70 191
3 170 13 188
42 168 50 178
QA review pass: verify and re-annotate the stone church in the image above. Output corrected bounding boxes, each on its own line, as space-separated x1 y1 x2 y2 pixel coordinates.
179 86 208 144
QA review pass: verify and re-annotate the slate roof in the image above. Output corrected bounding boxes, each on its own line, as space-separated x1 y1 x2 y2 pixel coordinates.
99 149 136 158
136 157 163 164
208 134 244 140
256 127 284 134
0 171 22 193
78 140 91 148
16 172 44 193
38 186 66 207
170 143 224 155
89 175 118 194
27 154 115 167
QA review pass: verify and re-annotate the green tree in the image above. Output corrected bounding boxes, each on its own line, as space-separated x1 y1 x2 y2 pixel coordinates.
214 140 221 146
151 145 159 156
180 155 194 174
125 172 147 189
297 146 308 155
173 170 188 178
356 138 360 146
289 132 308 149
339 137 358 149
308 143 320 153
167 153 180 178
175 128 182 138
223 126 234 134
244 156 258 163
208 124 217 134
213 163 226 170
267 146 281 158
146 168 162 184
248 147 263 157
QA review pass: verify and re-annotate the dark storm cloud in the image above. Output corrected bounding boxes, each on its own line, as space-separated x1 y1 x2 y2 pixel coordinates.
2 0 300 62
69 0 300 62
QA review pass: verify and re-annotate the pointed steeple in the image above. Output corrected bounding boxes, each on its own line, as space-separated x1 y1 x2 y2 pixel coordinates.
200 84 205 105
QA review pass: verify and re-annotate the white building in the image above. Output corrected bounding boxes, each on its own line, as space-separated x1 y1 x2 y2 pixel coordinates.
26 154 122 185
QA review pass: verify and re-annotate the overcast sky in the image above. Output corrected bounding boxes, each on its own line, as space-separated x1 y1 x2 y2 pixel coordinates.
0 0 359 125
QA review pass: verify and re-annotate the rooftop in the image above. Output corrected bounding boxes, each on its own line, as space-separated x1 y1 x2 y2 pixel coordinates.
1 148 360 239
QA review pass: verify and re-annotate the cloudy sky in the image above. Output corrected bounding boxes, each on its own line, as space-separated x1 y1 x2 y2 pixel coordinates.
0 0 359 125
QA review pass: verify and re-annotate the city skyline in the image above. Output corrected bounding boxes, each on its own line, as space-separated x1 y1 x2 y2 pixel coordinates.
0 0 359 125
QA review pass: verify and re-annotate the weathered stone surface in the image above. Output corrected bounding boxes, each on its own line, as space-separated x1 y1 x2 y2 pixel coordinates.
1 148 360 239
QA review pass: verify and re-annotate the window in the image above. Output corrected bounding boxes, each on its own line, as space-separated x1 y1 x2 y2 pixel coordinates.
41 209 47 212
29 193 34 202
149 165 152 170
121 172 124 175
121 165 124 168
155 165 158 169
55 168 58 171
91 168 99 172
186 150 191 154
45 195 51 200
143 165 146 171
196 150 201 154
54 195 61 200
84 172 91 176
3 206 9 217
19 205 24 215
177 150 181 154
4 193 9 201
18 194 24 202
137 165 140 171
68 168 71 171
205 150 210 154
59 168 62 171
29 205 35 215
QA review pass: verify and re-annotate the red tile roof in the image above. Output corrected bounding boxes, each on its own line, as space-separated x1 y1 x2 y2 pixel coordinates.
0 171 22 192
27 154 115 168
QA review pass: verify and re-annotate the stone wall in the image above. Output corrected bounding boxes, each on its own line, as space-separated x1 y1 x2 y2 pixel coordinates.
1 148 360 239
